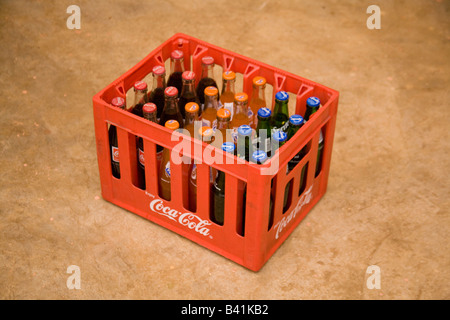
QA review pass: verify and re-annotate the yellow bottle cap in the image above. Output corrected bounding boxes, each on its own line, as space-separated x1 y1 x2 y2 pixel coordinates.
204 86 218 96
165 120 180 130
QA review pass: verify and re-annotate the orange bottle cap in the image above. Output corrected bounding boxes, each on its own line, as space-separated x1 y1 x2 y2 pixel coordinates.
253 76 266 86
235 92 248 102
222 70 236 80
185 102 199 113
204 86 218 96
217 108 231 119
199 126 214 138
165 120 179 130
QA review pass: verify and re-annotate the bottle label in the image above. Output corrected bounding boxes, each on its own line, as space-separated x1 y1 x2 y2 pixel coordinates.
202 119 211 127
231 128 238 144
164 161 171 178
224 102 234 120
138 148 145 167
271 121 289 134
247 108 254 127
111 146 119 163
190 164 197 187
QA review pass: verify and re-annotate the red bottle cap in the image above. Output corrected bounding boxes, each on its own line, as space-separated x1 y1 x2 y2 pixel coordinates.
143 103 157 114
201 56 214 65
182 71 195 81
111 97 125 108
134 81 147 91
171 50 184 60
164 86 178 97
152 65 165 75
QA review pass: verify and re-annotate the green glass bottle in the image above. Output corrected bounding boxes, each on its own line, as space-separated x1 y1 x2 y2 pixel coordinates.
286 114 308 195
304 96 323 177
270 91 290 134
211 142 235 225
254 107 272 154
271 131 291 212
236 125 253 162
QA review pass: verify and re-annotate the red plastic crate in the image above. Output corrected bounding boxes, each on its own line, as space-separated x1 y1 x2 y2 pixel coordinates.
92 33 339 271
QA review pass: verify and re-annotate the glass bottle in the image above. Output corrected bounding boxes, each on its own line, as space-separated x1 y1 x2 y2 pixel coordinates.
178 71 201 119
159 86 184 128
230 92 250 143
137 103 158 189
131 80 148 118
109 97 126 179
201 86 220 129
167 50 185 96
184 102 201 139
159 120 180 201
220 70 236 119
148 65 166 120
248 76 267 129
236 124 253 162
271 130 290 212
213 107 232 149
254 107 272 154
304 96 323 177
196 56 219 106
270 91 290 134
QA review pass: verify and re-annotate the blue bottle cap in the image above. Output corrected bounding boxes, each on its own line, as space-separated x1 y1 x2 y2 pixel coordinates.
307 96 321 108
289 114 304 126
221 142 235 153
252 150 267 163
237 125 252 136
275 91 289 101
257 107 272 118
272 130 288 142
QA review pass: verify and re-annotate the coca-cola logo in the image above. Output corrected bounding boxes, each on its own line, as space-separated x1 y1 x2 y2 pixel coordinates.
148 196 212 237
111 146 119 163
138 148 144 166
274 185 313 239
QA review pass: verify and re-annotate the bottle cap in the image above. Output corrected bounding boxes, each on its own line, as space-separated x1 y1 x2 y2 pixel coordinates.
289 114 304 126
171 50 184 60
111 97 125 108
252 150 267 163
164 86 178 97
165 120 179 130
237 125 252 137
134 81 147 91
253 76 266 86
182 71 195 81
272 130 287 142
235 92 248 103
257 107 271 118
275 91 289 101
152 65 165 75
204 86 218 96
143 103 157 114
307 96 321 108
199 126 214 138
201 56 214 65
217 108 231 119
221 142 235 154
185 102 199 113
222 70 236 80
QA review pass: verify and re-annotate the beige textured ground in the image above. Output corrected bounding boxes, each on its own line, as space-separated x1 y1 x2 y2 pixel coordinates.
0 0 449 299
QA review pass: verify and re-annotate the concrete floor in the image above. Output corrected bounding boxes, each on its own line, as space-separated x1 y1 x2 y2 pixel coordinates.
1 0 449 300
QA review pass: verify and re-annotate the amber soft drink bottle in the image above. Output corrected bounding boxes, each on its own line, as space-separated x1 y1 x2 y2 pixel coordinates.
178 71 200 119
159 120 180 201
131 81 149 118
159 87 184 128
109 97 126 179
167 50 185 96
188 126 214 212
184 102 201 139
202 86 220 129
196 56 219 106
248 76 267 128
148 65 166 120
213 108 232 149
220 71 236 119
137 103 158 189
230 93 250 143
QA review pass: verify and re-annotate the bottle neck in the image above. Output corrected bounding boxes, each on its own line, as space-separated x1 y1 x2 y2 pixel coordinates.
204 95 219 110
171 58 184 73
153 74 166 89
256 117 270 131
144 112 157 123
235 100 248 115
134 89 147 106
185 111 199 126
222 79 235 94
164 96 178 112
216 117 230 130
181 79 195 95
273 99 289 116
304 106 319 121
252 84 266 101
287 124 301 140
201 64 214 79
